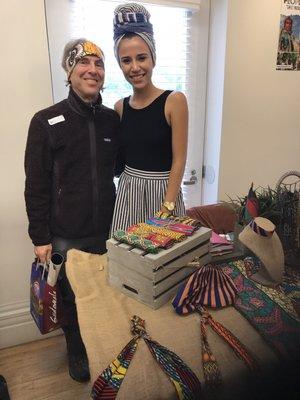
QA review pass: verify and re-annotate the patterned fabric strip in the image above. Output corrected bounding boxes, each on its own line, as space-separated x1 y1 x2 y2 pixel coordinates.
135 223 186 241
92 316 202 400
91 337 139 399
144 337 202 400
127 226 175 248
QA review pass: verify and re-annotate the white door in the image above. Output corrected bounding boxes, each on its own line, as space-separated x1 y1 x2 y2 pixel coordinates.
182 3 210 209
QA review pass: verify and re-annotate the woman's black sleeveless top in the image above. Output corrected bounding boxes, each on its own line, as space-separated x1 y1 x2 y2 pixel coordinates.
121 90 173 171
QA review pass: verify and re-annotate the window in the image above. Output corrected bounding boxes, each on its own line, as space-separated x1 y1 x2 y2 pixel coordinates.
45 0 209 207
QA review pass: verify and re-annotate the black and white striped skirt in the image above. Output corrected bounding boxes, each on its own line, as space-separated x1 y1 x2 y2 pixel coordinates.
111 166 185 234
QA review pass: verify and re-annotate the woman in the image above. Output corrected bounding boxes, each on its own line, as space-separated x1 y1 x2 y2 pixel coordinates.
111 2 188 233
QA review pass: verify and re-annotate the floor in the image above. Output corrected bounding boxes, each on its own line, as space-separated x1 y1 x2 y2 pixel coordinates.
0 335 90 400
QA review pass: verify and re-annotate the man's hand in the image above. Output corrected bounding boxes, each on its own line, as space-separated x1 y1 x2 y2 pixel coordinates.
34 244 52 263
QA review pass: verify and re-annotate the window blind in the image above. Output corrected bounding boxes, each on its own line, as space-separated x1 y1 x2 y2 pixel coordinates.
67 0 196 109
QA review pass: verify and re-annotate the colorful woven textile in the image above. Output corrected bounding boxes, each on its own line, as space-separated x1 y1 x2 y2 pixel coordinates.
224 259 300 361
126 226 175 248
113 230 159 253
131 223 186 242
243 257 300 322
147 217 196 235
155 211 201 228
91 316 202 400
173 264 237 312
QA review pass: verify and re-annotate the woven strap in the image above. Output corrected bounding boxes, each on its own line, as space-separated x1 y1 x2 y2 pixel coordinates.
200 317 222 387
91 316 202 400
198 307 259 388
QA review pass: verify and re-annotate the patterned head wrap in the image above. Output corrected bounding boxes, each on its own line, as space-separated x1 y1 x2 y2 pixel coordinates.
113 3 156 65
62 39 105 79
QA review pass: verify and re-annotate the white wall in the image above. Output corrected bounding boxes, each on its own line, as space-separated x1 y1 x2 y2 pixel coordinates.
0 0 55 348
218 0 300 200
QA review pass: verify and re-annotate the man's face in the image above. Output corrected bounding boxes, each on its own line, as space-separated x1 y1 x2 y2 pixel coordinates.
70 55 105 102
284 18 292 32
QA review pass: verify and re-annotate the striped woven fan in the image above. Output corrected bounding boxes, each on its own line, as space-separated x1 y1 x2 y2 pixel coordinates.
172 264 237 313
172 265 259 388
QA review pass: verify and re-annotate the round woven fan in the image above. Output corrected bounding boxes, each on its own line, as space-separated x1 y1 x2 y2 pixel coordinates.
276 171 300 268
276 170 300 193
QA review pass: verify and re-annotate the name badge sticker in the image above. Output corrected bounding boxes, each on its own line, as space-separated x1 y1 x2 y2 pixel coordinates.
48 115 65 125
104 138 111 142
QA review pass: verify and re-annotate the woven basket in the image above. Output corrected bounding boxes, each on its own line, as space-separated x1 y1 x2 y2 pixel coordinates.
276 171 300 268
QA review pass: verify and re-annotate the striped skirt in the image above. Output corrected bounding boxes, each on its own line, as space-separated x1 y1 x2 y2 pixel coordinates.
111 166 185 234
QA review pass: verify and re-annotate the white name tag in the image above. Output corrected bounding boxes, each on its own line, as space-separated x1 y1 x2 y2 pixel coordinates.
104 138 111 142
48 115 65 125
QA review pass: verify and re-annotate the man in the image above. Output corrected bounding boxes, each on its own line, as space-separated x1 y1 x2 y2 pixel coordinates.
278 16 296 52
24 39 120 382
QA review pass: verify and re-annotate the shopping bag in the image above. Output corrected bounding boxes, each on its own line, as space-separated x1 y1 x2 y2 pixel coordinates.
30 253 64 334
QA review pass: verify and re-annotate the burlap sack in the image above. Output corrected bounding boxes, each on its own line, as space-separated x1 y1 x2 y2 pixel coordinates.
66 249 276 400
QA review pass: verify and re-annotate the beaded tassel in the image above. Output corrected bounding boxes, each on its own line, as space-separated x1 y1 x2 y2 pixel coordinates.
200 314 222 387
198 307 259 388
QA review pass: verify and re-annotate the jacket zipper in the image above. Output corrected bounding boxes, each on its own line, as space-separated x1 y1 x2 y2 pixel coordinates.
88 109 100 233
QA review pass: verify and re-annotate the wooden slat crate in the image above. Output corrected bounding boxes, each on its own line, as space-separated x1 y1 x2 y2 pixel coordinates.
107 227 211 309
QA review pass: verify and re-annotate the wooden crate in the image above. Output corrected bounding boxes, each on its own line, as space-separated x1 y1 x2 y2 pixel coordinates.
107 227 211 309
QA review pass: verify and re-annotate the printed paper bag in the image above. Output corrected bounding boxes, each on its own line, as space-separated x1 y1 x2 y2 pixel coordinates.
30 255 64 334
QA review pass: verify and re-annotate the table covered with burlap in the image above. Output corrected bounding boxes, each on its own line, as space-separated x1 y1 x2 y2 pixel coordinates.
66 249 277 400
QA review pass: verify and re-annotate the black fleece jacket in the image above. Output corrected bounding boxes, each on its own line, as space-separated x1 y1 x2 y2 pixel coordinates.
24 88 120 246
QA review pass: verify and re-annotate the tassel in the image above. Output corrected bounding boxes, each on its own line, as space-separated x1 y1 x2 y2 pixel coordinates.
198 306 259 389
200 317 222 387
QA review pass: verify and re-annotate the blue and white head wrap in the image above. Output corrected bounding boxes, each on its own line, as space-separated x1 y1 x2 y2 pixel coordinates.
113 3 156 65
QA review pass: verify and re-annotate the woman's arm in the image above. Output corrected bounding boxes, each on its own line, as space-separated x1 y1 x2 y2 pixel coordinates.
114 98 124 119
114 99 126 176
162 91 188 212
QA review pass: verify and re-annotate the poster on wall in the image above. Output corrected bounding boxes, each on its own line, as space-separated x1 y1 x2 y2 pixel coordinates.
276 0 300 70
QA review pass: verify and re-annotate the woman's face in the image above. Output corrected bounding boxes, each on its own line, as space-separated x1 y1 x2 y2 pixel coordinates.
118 35 154 90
